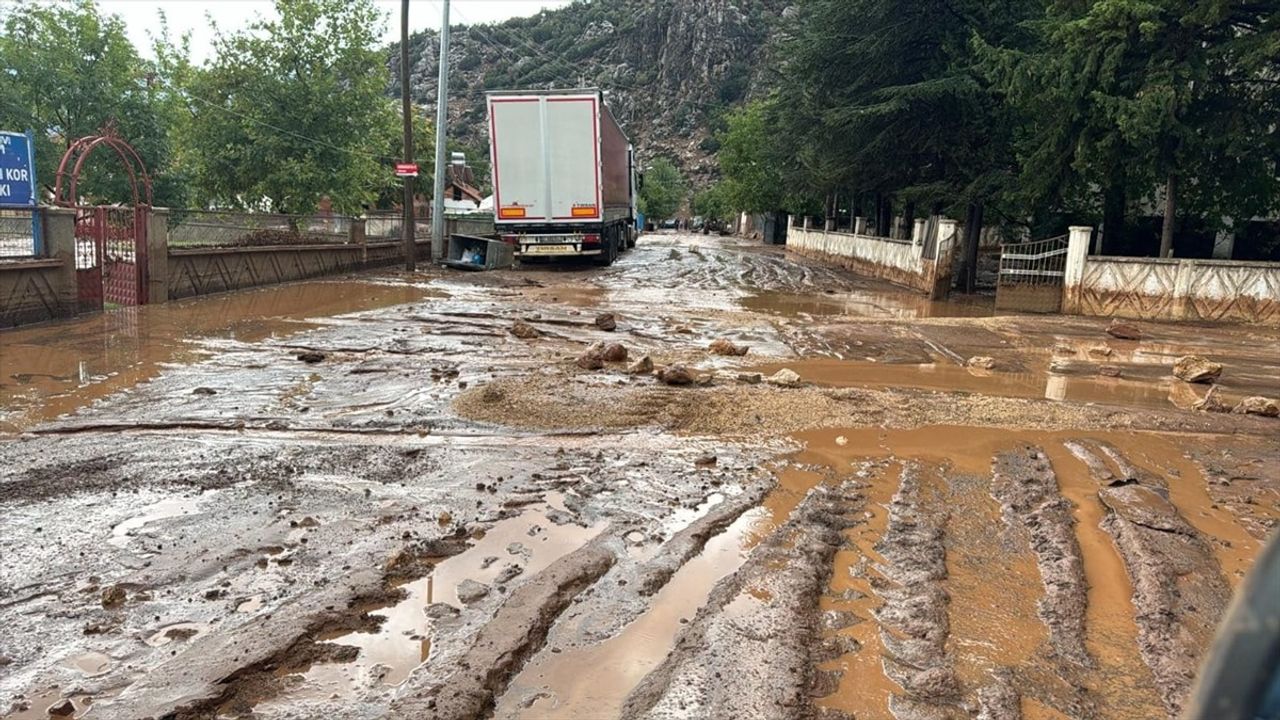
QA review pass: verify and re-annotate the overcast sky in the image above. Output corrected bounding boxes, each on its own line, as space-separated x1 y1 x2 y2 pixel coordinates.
97 0 574 62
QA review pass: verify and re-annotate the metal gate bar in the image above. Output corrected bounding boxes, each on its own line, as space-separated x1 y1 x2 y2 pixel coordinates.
995 234 1068 313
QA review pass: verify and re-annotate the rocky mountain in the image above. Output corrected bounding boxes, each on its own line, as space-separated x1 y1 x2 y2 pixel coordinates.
388 0 791 186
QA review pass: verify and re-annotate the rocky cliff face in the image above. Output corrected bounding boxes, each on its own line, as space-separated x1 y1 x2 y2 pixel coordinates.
388 0 789 186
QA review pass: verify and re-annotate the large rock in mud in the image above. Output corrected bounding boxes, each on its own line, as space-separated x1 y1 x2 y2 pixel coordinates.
594 313 617 331
766 368 802 387
966 356 996 370
576 344 606 370
510 320 540 339
1233 396 1279 417
1173 355 1222 384
1105 320 1143 340
627 355 654 375
656 364 695 386
708 338 749 356
456 579 490 605
601 342 628 362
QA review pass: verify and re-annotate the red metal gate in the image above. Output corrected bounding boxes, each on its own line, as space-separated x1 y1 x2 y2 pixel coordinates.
75 206 148 309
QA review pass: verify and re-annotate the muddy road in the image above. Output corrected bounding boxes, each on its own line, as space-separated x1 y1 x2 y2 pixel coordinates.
1 232 1277 720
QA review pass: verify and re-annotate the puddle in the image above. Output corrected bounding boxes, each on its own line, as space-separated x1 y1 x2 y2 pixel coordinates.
493 468 825 719
145 622 210 647
259 498 602 708
1 688 113 720
742 289 993 319
61 650 112 676
0 278 439 432
109 492 215 549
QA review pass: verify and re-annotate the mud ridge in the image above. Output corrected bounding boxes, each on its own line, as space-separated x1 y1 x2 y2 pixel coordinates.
619 481 860 720
874 464 958 720
991 447 1090 667
1097 479 1231 716
389 534 616 720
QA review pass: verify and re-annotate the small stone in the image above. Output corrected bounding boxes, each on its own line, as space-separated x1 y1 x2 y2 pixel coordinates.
835 436 848 446
1105 320 1143 340
737 372 762 385
192 387 217 396
627 355 654 375
765 368 802 388
656 364 695 386
1098 365 1122 378
1053 344 1076 355
425 603 459 619
1232 396 1279 417
966 356 996 370
48 700 76 717
456 579 490 605
298 516 320 528
510 320 540 339
694 454 717 467
595 313 617 331
1173 355 1223 384
708 338 749 356
495 564 524 584
296 351 325 364
1087 346 1113 358
601 343 628 362
101 585 127 608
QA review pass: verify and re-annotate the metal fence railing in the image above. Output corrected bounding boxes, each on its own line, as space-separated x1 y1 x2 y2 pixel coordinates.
365 210 432 241
0 208 38 258
166 209 355 248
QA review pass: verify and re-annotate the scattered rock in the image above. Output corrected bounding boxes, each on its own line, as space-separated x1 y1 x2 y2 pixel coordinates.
495 564 524 584
966 356 996 370
298 516 320 528
694 454 717 467
101 585 127 608
510 320 540 339
708 338 749 356
1233 396 1279 417
694 373 714 386
456 579 490 605
1098 365 1122 378
601 343 628 362
674 325 694 334
835 436 848 446
1053 344 1076 355
765 368 802 388
1173 355 1222 384
296 351 325 364
656 365 695 386
576 344 606 370
595 313 617 331
627 355 654 375
736 372 762 385
1087 346 1113 358
1193 386 1230 413
425 603 460 620
48 700 76 717
191 387 217 396
1105 320 1143 340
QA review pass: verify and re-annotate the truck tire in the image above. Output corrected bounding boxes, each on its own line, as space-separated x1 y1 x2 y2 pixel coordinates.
594 230 618 266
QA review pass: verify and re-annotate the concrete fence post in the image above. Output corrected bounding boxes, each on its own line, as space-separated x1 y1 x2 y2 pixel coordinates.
1062 226 1093 314
147 207 169 305
350 216 367 264
1172 259 1196 320
912 218 926 246
824 217 835 231
43 207 79 314
803 216 811 231
927 218 960 299
853 217 867 235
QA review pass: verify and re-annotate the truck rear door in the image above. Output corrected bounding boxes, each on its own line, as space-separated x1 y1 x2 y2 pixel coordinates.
489 93 601 226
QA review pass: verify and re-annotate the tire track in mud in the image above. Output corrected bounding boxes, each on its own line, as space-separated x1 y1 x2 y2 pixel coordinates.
617 481 862 720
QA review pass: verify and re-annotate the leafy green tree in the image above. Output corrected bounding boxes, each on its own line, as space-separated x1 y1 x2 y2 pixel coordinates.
716 100 784 214
0 0 182 205
638 158 686 220
175 0 394 214
692 183 730 223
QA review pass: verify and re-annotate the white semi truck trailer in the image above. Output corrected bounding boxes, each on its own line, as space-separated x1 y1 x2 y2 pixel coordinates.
487 89 637 265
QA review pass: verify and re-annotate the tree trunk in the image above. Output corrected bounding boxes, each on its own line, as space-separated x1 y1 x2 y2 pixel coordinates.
878 196 893 238
962 202 983 294
901 201 916 241
1159 173 1176 258
825 191 836 229
1101 183 1126 256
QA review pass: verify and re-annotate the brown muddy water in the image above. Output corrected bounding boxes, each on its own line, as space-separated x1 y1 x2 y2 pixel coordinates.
741 289 994 319
0 278 438 432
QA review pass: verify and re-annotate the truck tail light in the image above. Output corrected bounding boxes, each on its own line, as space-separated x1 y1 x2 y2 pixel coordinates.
582 234 601 246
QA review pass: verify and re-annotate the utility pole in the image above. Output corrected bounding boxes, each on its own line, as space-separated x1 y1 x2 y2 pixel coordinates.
430 0 450 260
399 0 415 271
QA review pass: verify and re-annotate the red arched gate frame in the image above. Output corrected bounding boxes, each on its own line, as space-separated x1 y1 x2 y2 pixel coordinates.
53 129 154 310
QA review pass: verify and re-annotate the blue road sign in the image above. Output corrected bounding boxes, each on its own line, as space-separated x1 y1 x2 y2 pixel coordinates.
0 130 37 207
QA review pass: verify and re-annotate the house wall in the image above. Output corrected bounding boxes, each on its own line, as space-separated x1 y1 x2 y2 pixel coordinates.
786 217 959 299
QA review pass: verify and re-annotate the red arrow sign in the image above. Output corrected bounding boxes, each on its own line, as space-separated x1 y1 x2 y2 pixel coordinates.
394 162 419 177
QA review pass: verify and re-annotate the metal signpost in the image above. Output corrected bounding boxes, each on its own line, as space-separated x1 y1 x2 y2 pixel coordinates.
0 130 40 254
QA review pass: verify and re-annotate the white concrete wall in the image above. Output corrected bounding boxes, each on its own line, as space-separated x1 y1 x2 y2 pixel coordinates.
789 225 924 274
1063 226 1280 324
787 218 959 298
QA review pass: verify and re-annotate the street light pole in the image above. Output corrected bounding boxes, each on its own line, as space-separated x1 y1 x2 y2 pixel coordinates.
430 0 450 260
399 0 415 271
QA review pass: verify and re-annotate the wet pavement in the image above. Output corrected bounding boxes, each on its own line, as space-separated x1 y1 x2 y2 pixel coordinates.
1 232 1277 720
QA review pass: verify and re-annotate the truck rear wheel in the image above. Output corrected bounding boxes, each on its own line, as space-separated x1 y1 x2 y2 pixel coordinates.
593 230 618 266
